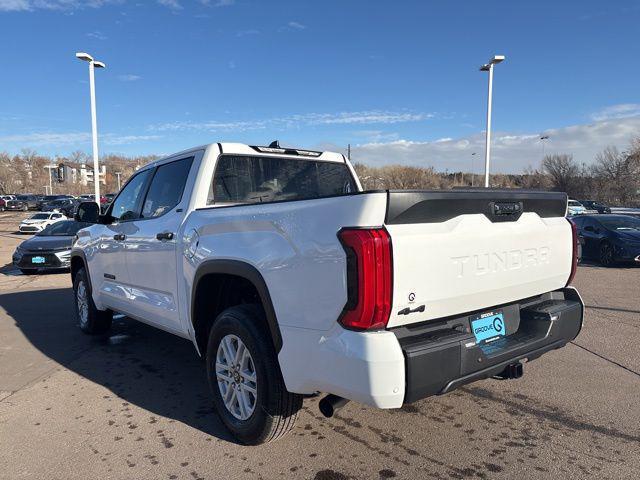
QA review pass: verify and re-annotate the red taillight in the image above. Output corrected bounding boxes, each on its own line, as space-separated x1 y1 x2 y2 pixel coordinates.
566 219 578 286
338 227 393 330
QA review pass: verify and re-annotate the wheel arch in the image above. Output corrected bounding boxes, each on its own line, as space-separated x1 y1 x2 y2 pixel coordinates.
70 251 91 292
191 259 283 356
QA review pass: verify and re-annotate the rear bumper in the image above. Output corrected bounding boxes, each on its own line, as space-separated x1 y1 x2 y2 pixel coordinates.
279 288 583 408
399 287 584 403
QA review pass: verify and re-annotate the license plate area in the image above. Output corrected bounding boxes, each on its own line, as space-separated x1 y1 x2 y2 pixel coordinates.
470 310 506 343
31 256 46 264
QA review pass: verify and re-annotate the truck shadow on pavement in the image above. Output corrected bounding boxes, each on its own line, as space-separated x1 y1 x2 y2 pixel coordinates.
0 287 237 443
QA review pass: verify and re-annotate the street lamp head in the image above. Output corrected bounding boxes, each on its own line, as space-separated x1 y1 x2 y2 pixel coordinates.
480 55 506 71
93 61 106 69
76 52 94 62
540 135 550 140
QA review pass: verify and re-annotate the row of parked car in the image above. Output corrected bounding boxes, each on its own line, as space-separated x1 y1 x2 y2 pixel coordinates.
0 193 115 215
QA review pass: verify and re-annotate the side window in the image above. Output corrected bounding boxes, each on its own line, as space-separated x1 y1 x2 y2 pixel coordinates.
141 157 193 219
109 170 152 222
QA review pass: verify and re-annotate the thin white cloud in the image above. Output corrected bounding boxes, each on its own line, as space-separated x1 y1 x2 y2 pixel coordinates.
149 110 432 132
199 0 235 6
0 0 122 12
343 116 640 173
157 0 182 9
117 74 142 82
591 103 640 121
0 132 160 147
87 30 107 40
287 21 306 30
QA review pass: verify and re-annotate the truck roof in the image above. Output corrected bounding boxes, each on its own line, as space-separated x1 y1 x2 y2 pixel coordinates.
145 142 347 170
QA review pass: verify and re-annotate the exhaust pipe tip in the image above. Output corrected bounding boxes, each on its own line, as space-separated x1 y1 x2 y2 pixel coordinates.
319 394 349 418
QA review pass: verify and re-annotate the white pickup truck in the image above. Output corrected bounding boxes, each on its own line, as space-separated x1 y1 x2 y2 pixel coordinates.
71 142 583 444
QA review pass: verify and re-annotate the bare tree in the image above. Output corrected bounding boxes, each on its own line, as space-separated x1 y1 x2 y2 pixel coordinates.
542 154 579 195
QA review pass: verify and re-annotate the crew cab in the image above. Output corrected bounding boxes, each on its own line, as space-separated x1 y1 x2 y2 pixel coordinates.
71 142 583 445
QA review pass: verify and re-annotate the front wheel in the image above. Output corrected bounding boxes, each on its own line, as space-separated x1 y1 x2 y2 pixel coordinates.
73 267 112 334
599 242 615 267
206 305 302 445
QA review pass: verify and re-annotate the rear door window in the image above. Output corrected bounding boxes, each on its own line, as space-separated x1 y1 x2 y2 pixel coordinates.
209 155 356 205
141 157 193 219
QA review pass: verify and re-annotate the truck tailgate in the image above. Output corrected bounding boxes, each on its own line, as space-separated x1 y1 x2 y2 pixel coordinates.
384 190 571 328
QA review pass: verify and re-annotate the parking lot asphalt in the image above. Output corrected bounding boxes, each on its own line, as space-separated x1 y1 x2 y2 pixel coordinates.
0 211 638 480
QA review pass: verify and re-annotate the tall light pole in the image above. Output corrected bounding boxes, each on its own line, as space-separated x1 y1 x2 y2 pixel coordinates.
479 55 505 188
76 52 106 204
44 164 56 195
115 172 122 191
540 135 550 160
471 152 477 187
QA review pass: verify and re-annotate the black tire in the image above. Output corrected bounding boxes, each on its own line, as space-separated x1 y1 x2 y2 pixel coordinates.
73 267 112 334
599 242 614 267
206 304 302 445
20 269 37 275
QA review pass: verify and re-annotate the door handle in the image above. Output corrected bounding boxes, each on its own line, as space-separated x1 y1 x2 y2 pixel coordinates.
113 233 126 241
156 232 174 241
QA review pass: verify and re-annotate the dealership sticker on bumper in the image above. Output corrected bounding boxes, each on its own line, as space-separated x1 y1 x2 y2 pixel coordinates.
471 311 505 343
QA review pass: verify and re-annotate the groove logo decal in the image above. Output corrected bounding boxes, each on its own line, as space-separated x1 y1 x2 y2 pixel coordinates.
471 311 506 342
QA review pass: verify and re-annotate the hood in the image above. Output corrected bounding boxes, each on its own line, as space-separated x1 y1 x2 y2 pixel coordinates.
21 218 49 224
20 235 74 252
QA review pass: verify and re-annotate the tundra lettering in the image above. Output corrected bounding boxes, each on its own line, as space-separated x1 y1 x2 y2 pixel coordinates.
451 246 550 278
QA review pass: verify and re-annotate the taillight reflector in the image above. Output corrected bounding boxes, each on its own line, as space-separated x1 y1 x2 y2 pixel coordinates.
338 228 393 330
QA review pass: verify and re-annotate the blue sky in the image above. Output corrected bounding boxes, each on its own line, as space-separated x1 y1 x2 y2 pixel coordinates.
0 0 639 173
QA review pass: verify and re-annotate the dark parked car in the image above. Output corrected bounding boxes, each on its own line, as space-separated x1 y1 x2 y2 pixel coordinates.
5 195 39 211
578 200 611 214
13 220 90 274
41 198 79 217
571 214 640 266
36 195 74 210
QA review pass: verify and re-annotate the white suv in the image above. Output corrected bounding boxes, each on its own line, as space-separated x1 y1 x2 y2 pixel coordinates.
19 212 66 233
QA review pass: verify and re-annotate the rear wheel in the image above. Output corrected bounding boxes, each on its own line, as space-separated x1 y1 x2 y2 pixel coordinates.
73 267 112 334
599 242 614 267
206 304 302 445
22 205 28 211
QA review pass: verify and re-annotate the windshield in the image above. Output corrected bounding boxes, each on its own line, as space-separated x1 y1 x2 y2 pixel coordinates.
38 220 89 237
30 213 51 220
598 216 640 231
16 195 30 200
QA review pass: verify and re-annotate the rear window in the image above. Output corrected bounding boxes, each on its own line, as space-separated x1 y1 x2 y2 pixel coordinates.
209 155 356 205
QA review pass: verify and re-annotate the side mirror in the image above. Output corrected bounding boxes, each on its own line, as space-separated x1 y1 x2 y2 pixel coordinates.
74 201 100 224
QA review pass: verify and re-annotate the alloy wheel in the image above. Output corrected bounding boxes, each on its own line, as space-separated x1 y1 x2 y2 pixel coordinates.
215 334 258 421
76 280 89 327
